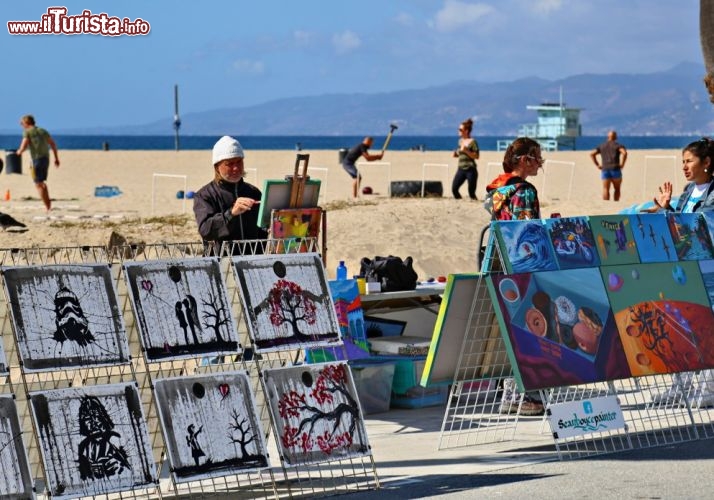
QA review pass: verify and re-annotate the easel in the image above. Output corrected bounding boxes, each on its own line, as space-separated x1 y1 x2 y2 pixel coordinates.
275 154 327 265
288 154 311 208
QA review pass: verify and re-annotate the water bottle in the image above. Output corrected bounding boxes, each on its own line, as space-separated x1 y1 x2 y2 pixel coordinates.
336 261 348 280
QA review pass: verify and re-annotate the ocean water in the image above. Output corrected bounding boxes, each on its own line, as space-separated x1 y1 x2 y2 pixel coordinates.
0 134 703 152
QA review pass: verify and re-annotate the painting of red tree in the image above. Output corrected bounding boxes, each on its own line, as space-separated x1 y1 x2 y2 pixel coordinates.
264 362 369 466
232 253 341 352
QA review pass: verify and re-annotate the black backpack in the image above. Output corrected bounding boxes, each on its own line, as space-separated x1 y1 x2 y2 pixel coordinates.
359 255 418 292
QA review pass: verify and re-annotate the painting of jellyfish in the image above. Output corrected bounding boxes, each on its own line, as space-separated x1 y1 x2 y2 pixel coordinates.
123 257 240 361
2 264 130 372
154 371 269 483
28 383 156 500
231 253 341 352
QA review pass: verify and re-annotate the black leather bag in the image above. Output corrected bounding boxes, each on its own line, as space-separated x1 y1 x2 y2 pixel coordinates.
359 255 418 292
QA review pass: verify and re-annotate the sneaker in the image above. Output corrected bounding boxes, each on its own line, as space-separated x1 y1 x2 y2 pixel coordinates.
499 401 518 414
520 399 545 416
499 399 545 416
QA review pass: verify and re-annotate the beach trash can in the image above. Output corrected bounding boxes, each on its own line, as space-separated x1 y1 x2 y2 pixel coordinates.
5 150 22 174
338 148 348 164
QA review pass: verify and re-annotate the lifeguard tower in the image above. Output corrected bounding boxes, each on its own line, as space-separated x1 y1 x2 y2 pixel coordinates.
498 89 582 151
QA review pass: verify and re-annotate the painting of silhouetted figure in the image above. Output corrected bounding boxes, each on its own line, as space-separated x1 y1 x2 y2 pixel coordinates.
154 371 269 483
186 424 205 466
123 257 240 361
2 264 130 372
231 253 341 352
29 383 156 499
0 395 33 500
77 395 131 480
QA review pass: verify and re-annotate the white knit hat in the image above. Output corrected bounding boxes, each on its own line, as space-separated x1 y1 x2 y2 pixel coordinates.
212 135 244 165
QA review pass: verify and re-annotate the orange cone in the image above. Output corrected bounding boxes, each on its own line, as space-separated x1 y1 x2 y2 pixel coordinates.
3 190 9 201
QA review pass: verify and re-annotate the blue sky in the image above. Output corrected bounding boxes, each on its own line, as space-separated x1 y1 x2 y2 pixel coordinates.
1 0 702 131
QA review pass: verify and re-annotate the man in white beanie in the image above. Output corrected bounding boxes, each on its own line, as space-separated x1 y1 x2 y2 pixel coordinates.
193 136 268 255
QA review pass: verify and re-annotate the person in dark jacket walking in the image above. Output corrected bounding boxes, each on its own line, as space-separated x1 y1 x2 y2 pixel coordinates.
193 136 268 255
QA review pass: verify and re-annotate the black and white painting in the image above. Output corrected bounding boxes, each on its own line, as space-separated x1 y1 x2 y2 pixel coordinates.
123 258 240 361
29 383 156 500
0 339 8 375
263 362 369 466
154 371 269 483
2 264 130 372
0 395 34 500
231 253 341 352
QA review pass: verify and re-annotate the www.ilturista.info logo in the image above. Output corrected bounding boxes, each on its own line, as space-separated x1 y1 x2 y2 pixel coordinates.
7 7 150 36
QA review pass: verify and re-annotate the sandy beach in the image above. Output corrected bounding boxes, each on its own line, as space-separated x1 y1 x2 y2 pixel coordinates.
0 147 685 279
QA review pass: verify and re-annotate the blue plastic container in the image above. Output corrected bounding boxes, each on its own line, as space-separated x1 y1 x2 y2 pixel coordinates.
94 185 122 197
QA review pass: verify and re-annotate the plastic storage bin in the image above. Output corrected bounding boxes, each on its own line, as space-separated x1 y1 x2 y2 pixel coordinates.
350 360 395 415
391 385 449 409
390 357 448 409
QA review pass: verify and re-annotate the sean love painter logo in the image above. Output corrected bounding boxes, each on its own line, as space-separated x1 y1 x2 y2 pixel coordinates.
8 7 150 36
556 400 619 433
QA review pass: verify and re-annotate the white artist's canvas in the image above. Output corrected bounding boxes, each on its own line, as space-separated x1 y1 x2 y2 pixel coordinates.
232 253 341 352
2 264 130 371
263 362 370 466
0 395 34 500
124 257 241 361
28 383 157 500
154 371 269 483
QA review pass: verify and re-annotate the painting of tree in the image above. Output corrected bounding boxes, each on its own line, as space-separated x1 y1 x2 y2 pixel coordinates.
123 257 241 361
263 362 369 466
232 253 341 352
153 371 269 483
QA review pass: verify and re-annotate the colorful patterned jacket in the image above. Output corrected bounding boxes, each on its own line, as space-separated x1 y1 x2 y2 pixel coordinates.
484 173 540 220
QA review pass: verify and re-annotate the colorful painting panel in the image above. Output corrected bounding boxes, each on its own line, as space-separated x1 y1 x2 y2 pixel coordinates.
257 179 321 228
28 383 157 500
628 213 677 263
0 395 33 500
665 212 714 261
492 220 558 274
545 216 600 269
699 259 714 308
589 215 640 266
154 371 269 483
262 362 370 466
701 212 714 244
2 264 130 372
487 268 631 391
231 253 341 352
124 258 240 361
602 262 714 376
421 274 510 387
271 207 322 253
308 279 369 362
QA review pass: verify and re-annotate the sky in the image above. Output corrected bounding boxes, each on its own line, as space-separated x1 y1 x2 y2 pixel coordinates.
1 0 703 131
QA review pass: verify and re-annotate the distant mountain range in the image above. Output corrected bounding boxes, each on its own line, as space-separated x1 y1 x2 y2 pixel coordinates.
60 62 714 136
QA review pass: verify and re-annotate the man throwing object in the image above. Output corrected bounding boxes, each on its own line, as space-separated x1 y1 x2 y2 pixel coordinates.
342 137 384 198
